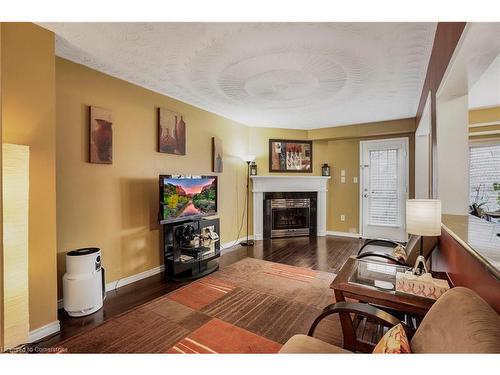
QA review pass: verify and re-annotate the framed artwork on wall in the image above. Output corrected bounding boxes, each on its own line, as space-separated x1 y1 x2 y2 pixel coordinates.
89 106 113 164
212 136 223 173
158 108 186 155
269 139 313 173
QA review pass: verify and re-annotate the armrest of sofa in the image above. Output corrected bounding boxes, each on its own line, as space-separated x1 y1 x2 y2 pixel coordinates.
308 301 413 338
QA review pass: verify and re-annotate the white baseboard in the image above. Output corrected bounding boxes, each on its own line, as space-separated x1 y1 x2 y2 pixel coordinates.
28 320 60 343
105 264 165 292
220 236 253 254
326 231 362 239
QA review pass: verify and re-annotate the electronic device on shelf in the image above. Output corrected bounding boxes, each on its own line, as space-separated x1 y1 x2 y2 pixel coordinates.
159 175 218 224
175 224 196 248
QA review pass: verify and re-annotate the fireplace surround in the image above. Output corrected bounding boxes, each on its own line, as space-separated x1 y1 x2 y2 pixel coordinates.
251 176 330 240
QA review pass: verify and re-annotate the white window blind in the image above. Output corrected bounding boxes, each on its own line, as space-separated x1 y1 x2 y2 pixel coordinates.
368 149 400 226
469 143 500 212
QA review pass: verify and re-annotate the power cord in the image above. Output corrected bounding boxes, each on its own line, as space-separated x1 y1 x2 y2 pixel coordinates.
221 172 247 250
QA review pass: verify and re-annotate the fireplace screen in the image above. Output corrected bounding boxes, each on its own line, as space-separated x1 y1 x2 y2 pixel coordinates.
270 199 310 237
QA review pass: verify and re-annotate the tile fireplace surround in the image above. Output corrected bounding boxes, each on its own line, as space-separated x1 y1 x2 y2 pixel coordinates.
251 176 330 240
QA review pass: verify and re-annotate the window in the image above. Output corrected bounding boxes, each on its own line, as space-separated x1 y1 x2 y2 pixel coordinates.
368 149 400 226
469 142 500 212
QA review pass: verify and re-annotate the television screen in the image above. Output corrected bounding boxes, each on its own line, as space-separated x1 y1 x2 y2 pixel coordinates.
160 175 217 223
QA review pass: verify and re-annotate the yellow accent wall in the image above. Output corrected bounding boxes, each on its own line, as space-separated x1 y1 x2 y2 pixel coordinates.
248 127 328 176
469 106 500 124
325 134 415 233
469 106 500 140
1 23 58 331
55 58 249 296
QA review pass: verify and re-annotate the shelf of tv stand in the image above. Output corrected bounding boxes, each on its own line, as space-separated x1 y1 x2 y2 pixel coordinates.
167 245 220 264
162 217 221 281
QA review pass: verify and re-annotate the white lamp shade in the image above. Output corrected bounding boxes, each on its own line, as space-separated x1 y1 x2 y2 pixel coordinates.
406 199 442 236
243 155 256 162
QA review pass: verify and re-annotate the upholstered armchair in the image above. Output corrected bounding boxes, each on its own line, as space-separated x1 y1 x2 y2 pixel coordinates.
279 287 500 353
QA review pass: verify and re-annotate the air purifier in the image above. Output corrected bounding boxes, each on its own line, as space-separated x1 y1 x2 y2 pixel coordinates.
63 248 105 317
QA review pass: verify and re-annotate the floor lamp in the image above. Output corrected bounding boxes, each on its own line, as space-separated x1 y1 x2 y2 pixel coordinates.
241 155 255 246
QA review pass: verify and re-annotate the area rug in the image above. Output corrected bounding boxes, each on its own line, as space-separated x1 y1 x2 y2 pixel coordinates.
55 258 343 353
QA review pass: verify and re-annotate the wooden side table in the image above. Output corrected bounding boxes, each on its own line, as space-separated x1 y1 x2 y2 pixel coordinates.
331 256 451 352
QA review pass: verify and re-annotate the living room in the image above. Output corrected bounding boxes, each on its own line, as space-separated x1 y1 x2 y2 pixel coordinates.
1 1 499 373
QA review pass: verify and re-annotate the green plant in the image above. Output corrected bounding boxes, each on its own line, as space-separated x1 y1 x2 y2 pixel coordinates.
494 182 500 208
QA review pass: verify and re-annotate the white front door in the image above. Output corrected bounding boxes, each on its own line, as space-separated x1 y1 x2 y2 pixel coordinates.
360 138 409 242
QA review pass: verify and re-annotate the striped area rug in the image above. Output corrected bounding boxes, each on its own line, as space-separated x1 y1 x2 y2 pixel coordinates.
264 263 318 283
55 258 341 353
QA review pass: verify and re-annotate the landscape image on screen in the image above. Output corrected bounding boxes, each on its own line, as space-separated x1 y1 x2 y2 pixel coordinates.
162 177 217 221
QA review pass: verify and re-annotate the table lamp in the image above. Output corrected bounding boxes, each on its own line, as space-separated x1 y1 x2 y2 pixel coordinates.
406 199 441 275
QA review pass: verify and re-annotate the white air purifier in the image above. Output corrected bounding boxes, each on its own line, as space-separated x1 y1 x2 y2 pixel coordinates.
63 248 105 317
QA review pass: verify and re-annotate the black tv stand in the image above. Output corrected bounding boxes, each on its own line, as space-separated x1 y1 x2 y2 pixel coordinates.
162 217 220 282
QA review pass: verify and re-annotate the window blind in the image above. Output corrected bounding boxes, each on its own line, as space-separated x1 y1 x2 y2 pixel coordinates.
368 149 400 226
469 143 500 212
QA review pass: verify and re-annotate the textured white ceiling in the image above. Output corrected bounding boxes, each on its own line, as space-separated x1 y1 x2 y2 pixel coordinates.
41 22 436 129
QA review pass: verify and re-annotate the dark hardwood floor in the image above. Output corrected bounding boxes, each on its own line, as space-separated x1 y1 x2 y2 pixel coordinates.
37 235 363 349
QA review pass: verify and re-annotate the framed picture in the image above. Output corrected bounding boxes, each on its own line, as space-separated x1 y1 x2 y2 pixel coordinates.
158 108 186 155
212 137 223 173
269 139 312 173
89 106 113 164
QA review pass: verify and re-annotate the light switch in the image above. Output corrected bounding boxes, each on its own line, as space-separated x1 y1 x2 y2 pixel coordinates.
340 215 345 222
353 177 358 183
340 169 346 177
340 176 346 183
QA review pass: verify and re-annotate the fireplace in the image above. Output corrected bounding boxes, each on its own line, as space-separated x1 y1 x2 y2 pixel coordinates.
263 192 317 239
251 176 330 240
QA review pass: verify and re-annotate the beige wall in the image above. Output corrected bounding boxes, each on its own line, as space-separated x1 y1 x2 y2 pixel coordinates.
55 58 249 296
469 106 500 124
248 127 328 176
1 23 57 330
469 106 500 140
326 139 359 233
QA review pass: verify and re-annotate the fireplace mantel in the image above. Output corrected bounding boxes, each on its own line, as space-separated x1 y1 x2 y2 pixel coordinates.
251 176 330 240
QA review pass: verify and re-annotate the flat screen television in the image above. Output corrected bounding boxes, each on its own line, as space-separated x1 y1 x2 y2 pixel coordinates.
159 175 217 224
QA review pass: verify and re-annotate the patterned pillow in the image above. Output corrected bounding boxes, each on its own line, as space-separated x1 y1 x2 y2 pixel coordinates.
373 324 411 354
392 244 407 263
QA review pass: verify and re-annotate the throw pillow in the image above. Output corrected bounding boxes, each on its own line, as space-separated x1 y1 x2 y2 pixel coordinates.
373 323 411 354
